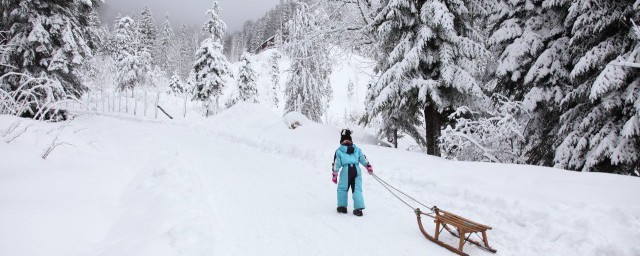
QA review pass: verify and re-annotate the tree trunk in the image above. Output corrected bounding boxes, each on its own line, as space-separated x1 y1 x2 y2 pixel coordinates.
424 103 441 156
393 128 398 148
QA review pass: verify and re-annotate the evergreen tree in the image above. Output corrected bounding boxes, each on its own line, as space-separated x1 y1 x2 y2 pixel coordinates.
554 0 640 175
190 1 231 116
365 0 489 155
158 15 175 73
487 0 570 165
168 74 184 94
113 16 145 92
283 2 333 122
177 24 193 80
0 0 102 104
269 51 282 107
138 6 157 61
237 52 258 103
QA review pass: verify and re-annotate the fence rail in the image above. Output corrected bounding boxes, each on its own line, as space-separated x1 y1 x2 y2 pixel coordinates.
71 89 190 119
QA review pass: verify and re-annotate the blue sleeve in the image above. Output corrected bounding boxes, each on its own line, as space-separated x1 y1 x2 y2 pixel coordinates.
333 151 342 172
358 148 369 167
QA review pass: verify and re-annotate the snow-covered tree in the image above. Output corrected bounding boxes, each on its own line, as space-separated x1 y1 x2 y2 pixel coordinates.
440 94 530 163
269 51 281 107
190 1 231 117
168 74 184 94
365 0 490 155
138 6 157 62
0 0 102 118
236 52 258 103
283 2 333 122
113 16 145 93
158 15 175 73
487 0 569 165
176 24 193 80
554 0 640 175
347 80 355 101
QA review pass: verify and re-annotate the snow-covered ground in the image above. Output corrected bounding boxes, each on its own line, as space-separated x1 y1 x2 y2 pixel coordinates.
1 103 639 256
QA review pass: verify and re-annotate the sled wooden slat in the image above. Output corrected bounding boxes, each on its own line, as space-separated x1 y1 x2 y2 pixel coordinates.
415 207 496 256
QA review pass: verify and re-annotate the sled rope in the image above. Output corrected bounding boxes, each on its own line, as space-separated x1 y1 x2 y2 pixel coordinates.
370 173 497 256
371 173 434 212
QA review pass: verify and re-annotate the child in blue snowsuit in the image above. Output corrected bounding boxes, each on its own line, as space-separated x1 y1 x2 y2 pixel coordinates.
332 129 373 217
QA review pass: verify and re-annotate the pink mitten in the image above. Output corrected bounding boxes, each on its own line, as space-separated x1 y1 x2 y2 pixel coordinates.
366 164 373 174
332 172 338 184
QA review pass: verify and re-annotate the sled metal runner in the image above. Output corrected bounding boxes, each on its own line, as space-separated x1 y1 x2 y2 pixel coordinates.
415 207 496 256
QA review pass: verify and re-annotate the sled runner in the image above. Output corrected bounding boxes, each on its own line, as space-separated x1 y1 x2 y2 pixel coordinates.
415 207 496 256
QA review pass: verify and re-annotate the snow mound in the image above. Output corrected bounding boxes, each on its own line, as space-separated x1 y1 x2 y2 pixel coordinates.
282 111 310 129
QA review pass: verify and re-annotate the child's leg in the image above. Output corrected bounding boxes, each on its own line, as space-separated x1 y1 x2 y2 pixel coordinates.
337 169 349 207
353 169 365 209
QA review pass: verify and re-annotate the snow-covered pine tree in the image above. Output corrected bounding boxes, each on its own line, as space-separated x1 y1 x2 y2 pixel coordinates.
554 0 640 175
283 2 333 122
158 15 175 74
168 74 184 94
113 16 134 91
347 80 355 101
487 0 570 165
138 6 157 63
269 51 281 107
176 24 192 80
0 0 102 116
113 16 150 93
236 52 258 103
365 0 489 155
190 1 231 117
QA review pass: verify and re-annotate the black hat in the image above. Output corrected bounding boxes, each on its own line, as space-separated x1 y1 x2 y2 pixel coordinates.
340 129 352 143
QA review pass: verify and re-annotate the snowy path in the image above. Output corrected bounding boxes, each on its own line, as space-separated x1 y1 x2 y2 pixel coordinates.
1 104 640 256
87 114 443 256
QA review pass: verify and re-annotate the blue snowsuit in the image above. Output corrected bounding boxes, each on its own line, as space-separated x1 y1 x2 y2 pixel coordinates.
333 143 369 209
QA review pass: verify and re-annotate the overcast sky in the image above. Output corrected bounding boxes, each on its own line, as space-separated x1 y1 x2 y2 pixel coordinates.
98 0 280 32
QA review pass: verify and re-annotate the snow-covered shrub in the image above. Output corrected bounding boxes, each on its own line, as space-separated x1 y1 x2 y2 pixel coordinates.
0 74 74 121
440 95 530 163
283 111 311 129
168 75 184 94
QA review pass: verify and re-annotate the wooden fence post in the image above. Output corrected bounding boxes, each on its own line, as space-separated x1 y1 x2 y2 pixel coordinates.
183 92 187 118
154 90 160 119
133 90 138 116
144 90 148 117
118 92 122 113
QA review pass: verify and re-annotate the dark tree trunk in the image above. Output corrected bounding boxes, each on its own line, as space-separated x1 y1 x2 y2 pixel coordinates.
393 128 398 148
424 103 441 156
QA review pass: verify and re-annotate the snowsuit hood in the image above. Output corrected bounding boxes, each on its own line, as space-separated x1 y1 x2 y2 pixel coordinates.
339 141 355 154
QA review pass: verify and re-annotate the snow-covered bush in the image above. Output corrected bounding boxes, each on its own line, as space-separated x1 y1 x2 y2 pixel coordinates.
283 111 311 129
0 73 74 121
440 95 530 163
168 75 184 94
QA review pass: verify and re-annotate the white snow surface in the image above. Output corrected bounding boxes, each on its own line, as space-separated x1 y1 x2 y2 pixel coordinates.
1 103 639 256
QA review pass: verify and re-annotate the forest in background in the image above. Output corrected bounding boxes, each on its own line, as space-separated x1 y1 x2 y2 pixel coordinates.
1 0 639 176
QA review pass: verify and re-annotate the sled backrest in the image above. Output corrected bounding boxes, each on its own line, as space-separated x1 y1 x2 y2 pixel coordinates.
436 210 492 233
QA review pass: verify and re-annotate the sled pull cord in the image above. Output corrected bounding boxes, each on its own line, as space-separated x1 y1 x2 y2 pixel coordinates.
371 173 434 212
371 173 496 256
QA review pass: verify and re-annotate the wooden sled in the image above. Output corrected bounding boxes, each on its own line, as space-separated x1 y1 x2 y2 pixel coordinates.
415 207 496 256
